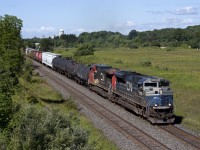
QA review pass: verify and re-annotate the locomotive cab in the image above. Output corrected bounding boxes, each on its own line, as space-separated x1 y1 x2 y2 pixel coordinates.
141 78 175 124
138 78 172 97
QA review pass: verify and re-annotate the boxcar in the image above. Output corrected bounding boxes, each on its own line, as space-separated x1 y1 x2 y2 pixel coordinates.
42 52 61 68
35 51 42 63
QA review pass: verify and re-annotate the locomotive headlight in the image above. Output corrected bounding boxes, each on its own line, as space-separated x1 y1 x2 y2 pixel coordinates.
154 103 158 107
168 103 172 107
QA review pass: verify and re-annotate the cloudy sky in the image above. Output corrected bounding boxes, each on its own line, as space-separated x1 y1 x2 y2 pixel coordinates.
1 0 200 38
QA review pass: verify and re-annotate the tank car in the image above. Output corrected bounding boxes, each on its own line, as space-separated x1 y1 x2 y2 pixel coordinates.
52 57 81 79
66 60 82 79
52 57 71 75
75 64 90 85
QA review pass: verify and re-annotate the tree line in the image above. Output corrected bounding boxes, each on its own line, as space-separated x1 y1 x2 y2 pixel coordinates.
24 25 200 51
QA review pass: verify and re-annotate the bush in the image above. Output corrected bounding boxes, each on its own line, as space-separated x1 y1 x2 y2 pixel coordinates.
0 132 7 150
74 44 94 56
128 44 139 49
22 61 33 82
27 95 39 104
66 96 77 110
115 59 123 64
4 106 95 149
140 60 152 67
166 47 175 51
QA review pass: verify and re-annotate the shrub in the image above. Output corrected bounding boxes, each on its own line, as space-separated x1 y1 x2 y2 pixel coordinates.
127 44 139 49
66 96 77 110
0 132 6 150
27 95 39 104
115 59 123 64
74 44 94 56
22 61 33 82
140 60 152 67
5 106 94 149
166 47 175 51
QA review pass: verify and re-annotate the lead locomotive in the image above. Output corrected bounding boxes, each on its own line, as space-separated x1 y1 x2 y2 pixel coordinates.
88 64 175 124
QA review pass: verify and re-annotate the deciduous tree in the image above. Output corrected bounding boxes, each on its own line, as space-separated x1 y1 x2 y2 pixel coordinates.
0 14 23 128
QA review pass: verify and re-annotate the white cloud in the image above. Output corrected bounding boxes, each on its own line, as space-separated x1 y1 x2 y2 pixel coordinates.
146 10 164 14
181 18 193 24
123 21 135 27
111 21 136 30
23 26 56 33
38 26 56 32
162 17 181 23
171 6 198 15
77 28 85 32
106 21 137 34
22 26 57 38
70 28 87 35
162 17 194 26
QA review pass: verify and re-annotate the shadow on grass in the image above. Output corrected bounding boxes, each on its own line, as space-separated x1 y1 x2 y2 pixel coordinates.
41 98 65 104
173 116 184 124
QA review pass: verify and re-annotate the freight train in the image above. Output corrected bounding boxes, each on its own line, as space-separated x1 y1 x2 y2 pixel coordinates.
26 48 175 124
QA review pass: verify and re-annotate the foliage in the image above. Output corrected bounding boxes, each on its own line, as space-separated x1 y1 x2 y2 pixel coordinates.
74 44 95 56
126 41 139 49
25 25 200 50
21 60 33 82
78 31 126 48
1 105 94 150
23 37 41 49
128 29 138 40
59 34 78 48
8 69 117 150
40 38 54 51
0 14 23 128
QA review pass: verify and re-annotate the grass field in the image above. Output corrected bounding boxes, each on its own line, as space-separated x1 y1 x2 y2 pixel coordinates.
54 47 200 131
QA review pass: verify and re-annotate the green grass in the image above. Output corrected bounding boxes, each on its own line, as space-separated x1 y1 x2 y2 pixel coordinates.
12 71 118 150
54 47 200 132
54 48 76 58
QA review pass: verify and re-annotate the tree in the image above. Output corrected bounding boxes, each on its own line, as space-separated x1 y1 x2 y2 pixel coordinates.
59 34 78 48
0 14 23 128
128 30 138 40
40 38 54 51
74 44 94 56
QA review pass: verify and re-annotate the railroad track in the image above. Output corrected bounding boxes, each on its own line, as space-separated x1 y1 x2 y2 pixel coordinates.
160 125 200 150
33 61 170 150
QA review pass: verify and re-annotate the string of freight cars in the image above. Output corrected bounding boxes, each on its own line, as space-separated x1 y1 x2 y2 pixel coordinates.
26 48 175 124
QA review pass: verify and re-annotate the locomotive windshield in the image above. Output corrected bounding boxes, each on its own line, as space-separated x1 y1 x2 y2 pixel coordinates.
144 82 157 87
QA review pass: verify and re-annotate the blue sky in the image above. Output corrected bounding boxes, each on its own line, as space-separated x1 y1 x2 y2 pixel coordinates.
1 0 200 38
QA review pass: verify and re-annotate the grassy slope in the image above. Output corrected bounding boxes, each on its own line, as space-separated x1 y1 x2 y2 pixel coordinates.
54 47 200 131
12 72 118 150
